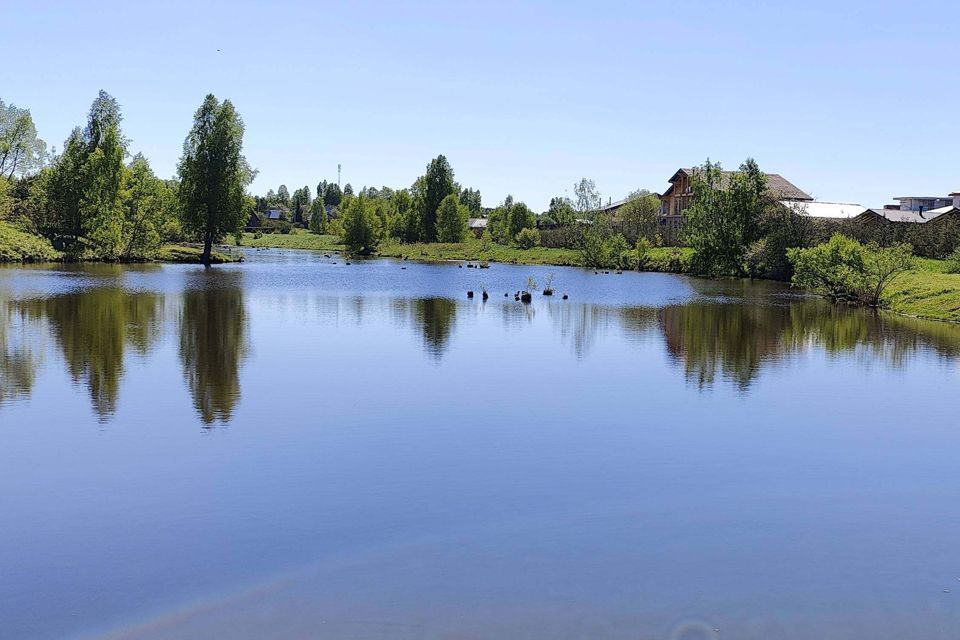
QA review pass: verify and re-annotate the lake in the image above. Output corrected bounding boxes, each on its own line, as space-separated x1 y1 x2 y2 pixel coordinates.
1 248 959 640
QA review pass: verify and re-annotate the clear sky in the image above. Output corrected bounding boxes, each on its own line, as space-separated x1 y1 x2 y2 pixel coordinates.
4 0 958 210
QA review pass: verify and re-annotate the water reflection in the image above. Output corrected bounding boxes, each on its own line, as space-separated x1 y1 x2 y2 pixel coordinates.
0 298 39 403
660 300 960 390
178 272 248 425
15 288 163 419
392 298 458 360
2 268 960 420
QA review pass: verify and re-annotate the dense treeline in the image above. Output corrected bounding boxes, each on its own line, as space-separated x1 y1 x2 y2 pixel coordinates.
5 90 956 289
0 91 251 264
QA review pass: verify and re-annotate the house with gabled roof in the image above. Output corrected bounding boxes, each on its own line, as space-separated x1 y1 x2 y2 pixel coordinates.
658 167 812 238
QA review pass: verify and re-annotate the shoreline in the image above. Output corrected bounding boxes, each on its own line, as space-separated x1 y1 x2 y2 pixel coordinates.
4 226 959 324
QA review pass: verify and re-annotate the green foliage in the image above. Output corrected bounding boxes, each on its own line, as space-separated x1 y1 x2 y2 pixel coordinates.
414 155 456 242
573 177 600 214
0 221 60 262
489 197 536 244
946 247 960 274
684 158 768 277
177 94 254 264
0 99 47 179
308 197 327 234
290 185 311 223
515 227 541 249
635 237 652 269
459 187 482 214
745 201 815 280
580 220 632 270
548 196 576 226
43 91 127 258
340 194 380 254
118 155 173 260
788 234 914 307
276 184 290 207
0 176 11 220
617 193 660 244
322 182 342 206
435 193 467 243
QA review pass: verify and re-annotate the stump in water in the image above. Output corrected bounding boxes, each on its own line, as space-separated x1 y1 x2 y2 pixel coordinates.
482 292 489 301
543 289 553 296
467 290 474 298
520 291 532 303
562 294 569 300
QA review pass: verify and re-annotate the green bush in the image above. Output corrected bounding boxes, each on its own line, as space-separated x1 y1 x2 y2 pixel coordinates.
788 234 914 307
515 227 541 249
279 222 293 235
580 225 632 270
946 247 960 274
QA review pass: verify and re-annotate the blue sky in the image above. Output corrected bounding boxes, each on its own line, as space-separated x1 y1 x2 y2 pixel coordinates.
4 0 958 210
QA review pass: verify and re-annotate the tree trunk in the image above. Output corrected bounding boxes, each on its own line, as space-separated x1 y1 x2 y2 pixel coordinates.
201 234 213 267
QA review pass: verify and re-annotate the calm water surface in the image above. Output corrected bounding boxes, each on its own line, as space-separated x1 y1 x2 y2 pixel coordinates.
1 249 959 639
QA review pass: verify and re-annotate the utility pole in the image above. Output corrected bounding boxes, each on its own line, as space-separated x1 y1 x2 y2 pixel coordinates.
337 164 341 187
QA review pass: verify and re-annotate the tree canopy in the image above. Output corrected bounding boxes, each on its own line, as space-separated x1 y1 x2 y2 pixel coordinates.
177 94 254 264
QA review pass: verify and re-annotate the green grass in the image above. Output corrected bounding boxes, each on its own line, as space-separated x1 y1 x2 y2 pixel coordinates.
0 222 62 262
240 230 343 251
239 229 695 271
884 257 960 323
155 244 243 264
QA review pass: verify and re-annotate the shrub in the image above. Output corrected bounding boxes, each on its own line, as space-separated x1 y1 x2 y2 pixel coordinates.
340 195 381 254
580 224 632 270
515 227 541 249
946 247 960 274
279 222 293 234
788 234 914 307
635 237 652 270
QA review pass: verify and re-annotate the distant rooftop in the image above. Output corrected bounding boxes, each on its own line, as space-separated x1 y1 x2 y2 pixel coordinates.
781 201 866 219
668 168 812 201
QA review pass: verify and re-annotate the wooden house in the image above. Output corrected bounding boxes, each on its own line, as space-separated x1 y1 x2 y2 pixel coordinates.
660 168 812 229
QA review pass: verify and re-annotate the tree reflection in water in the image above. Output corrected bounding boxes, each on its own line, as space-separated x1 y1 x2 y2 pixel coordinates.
392 297 458 361
0 296 40 404
178 272 248 425
659 299 960 391
14 288 162 420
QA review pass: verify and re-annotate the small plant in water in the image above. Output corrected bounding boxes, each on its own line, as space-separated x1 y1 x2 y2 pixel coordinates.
542 273 555 295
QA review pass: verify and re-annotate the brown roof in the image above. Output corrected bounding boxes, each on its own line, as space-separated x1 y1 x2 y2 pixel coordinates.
669 168 812 201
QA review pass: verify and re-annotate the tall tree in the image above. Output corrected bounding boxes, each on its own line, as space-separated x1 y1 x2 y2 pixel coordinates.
418 154 455 242
308 197 326 234
573 177 601 214
341 194 380 254
323 182 342 206
684 158 768 276
276 184 290 207
177 94 254 265
343 183 354 196
435 193 467 242
548 196 576 226
0 100 47 179
46 91 126 252
459 187 482 214
119 154 173 260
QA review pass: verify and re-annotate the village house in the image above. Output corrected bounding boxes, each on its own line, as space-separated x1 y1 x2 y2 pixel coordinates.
655 168 812 241
467 217 488 238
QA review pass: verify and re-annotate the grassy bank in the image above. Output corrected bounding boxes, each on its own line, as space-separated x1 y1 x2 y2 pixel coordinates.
155 245 243 264
240 230 694 272
240 231 343 252
885 258 960 323
0 222 240 264
0 222 62 262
